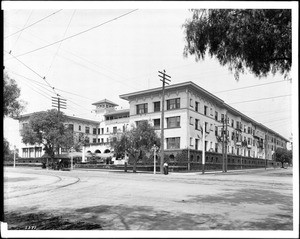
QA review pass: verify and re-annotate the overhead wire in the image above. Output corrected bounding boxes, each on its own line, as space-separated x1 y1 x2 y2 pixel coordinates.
6 68 98 101
212 80 288 94
11 10 33 52
228 94 292 105
4 50 58 96
45 9 76 76
9 9 139 59
4 9 63 39
8 29 145 90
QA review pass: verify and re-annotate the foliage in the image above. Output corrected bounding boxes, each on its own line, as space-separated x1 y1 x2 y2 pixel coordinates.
3 72 26 118
110 121 160 172
73 132 90 151
3 138 11 156
183 9 291 80
3 138 19 161
274 147 292 167
21 109 74 159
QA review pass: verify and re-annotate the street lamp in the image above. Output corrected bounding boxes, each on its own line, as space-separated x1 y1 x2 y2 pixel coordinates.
13 145 16 168
152 144 159 174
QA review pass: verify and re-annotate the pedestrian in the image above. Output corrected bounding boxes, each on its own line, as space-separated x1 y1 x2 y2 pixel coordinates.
163 162 168 175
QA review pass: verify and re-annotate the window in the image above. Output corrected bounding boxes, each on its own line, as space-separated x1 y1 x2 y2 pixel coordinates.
204 105 208 115
215 111 218 121
98 139 100 143
93 138 96 143
167 98 180 110
231 119 234 127
195 119 200 130
205 122 209 133
190 137 193 146
98 128 100 134
190 99 193 107
106 127 109 133
195 139 199 150
221 114 225 122
166 137 180 149
85 127 90 134
136 103 148 114
210 123 213 132
167 116 180 128
215 143 218 153
215 126 218 136
232 131 235 140
195 101 199 112
236 121 240 129
78 125 81 131
101 138 104 143
86 137 90 143
248 126 251 134
113 127 117 134
205 141 208 151
154 101 160 112
93 128 97 135
210 107 213 116
101 128 104 134
190 117 193 125
153 119 160 129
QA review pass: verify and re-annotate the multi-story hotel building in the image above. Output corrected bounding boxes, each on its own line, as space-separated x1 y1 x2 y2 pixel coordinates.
17 82 288 163
119 81 288 161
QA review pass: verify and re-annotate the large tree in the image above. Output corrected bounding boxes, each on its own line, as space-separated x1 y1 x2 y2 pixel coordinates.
21 109 74 160
3 72 26 118
183 9 291 80
274 147 292 168
111 121 160 173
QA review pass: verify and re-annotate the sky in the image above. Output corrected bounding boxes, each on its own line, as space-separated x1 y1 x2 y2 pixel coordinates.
3 1 298 150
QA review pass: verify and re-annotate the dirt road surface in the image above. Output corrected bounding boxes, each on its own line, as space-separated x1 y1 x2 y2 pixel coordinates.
3 166 295 236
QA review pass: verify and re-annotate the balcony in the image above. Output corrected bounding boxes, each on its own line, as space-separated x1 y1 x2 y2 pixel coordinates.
247 144 252 149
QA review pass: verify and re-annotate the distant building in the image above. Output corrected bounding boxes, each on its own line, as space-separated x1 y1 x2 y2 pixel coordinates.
17 112 99 158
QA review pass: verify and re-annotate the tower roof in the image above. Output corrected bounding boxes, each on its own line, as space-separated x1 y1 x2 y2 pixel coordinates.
92 99 118 106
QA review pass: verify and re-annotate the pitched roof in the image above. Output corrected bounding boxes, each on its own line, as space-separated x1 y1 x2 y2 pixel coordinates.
92 99 118 106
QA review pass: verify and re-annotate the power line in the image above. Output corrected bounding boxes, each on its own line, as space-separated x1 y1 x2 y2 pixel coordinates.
6 67 98 102
4 50 58 96
228 94 292 105
46 10 76 76
212 80 288 94
11 10 33 51
4 9 63 39
10 9 139 59
7 30 145 90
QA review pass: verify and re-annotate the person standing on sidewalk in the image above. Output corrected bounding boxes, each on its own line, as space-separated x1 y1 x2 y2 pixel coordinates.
163 162 169 175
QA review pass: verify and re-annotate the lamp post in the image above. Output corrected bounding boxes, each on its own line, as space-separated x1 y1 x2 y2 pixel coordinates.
152 144 158 174
13 145 16 168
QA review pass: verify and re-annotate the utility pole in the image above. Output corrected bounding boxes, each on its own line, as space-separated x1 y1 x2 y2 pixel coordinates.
265 132 268 170
158 70 171 174
222 116 225 172
202 121 206 174
52 95 67 112
224 114 228 172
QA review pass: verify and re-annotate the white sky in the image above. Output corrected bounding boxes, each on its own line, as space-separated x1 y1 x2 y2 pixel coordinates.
2 1 298 150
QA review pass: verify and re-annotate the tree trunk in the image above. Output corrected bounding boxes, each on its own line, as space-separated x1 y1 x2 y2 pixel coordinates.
133 158 137 173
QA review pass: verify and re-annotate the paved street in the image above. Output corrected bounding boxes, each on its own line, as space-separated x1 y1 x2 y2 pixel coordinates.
4 166 293 231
